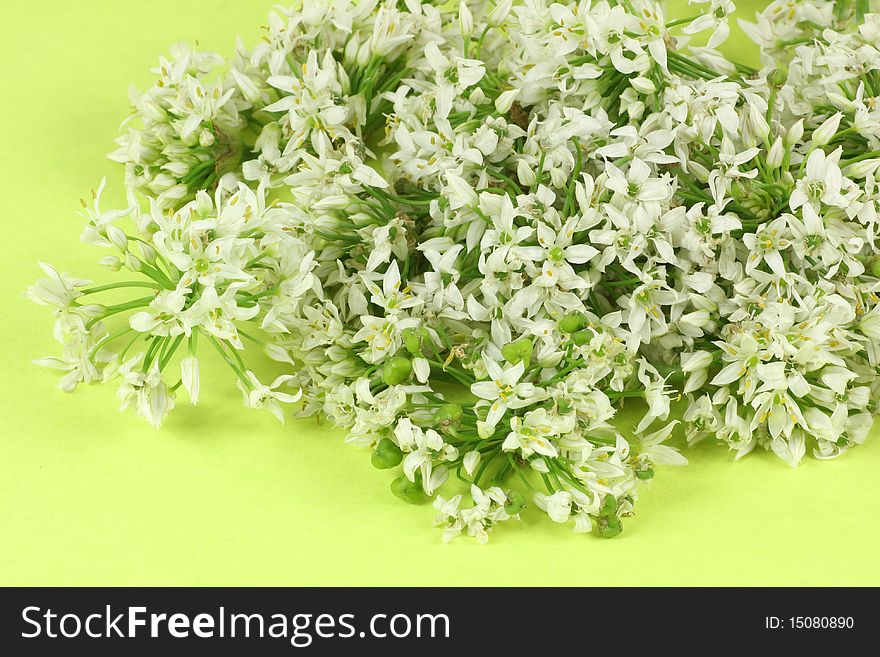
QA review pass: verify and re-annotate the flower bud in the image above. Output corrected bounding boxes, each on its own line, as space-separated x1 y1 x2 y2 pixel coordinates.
811 112 843 147
860 310 880 339
391 475 427 504
768 68 787 87
181 356 200 405
343 32 360 66
516 159 537 186
164 161 189 177
600 495 618 516
495 89 519 114
597 514 623 538
412 356 430 384
371 438 403 469
106 224 129 251
402 327 425 354
636 466 655 480
463 450 481 476
786 118 804 147
572 329 592 346
435 403 463 432
488 0 512 26
459 2 474 37
559 311 587 333
124 253 142 271
98 255 123 271
382 356 412 386
684 369 709 395
625 100 645 122
747 103 769 139
199 128 215 147
682 350 713 373
139 242 158 265
356 41 372 68
504 489 526 515
847 159 880 178
630 76 656 94
501 337 533 366
766 136 785 169
689 161 710 182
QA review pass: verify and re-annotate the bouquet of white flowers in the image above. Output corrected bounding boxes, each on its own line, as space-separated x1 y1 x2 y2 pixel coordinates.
28 0 880 542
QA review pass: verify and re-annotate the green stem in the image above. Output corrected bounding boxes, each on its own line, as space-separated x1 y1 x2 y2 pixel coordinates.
81 281 163 295
86 296 154 329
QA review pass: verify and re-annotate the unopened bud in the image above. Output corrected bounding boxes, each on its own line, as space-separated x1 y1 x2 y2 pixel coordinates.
459 2 474 37
516 159 536 186
402 327 426 354
391 475 427 504
504 490 526 515
559 312 587 334
630 76 656 94
435 403 463 432
811 112 843 147
766 136 785 169
371 438 403 469
488 0 513 27
786 118 804 147
501 337 533 366
382 356 412 386
572 329 592 346
636 466 655 480
597 514 623 538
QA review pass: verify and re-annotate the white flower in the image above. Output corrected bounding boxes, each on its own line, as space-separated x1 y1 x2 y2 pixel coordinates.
605 158 671 204
636 421 687 465
503 408 575 459
433 485 512 544
238 371 302 423
116 356 175 428
471 354 547 433
535 491 573 524
395 418 458 494
180 356 200 405
26 263 91 309
743 218 791 279
789 148 848 211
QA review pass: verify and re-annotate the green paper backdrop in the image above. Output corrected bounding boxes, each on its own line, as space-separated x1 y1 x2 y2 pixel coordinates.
2 0 878 586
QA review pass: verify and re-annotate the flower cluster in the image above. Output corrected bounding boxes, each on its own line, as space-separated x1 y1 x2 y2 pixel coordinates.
30 0 880 541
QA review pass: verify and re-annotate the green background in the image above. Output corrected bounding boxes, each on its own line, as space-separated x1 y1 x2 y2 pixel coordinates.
2 1 878 586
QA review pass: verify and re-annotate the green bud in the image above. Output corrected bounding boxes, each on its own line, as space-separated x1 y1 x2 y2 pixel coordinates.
768 67 786 87
636 467 655 480
504 490 526 515
559 312 586 333
870 259 880 278
601 495 618 516
382 356 412 386
435 403 463 432
371 438 403 469
572 329 591 346
390 475 427 504
597 515 623 538
402 327 424 355
501 337 533 366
